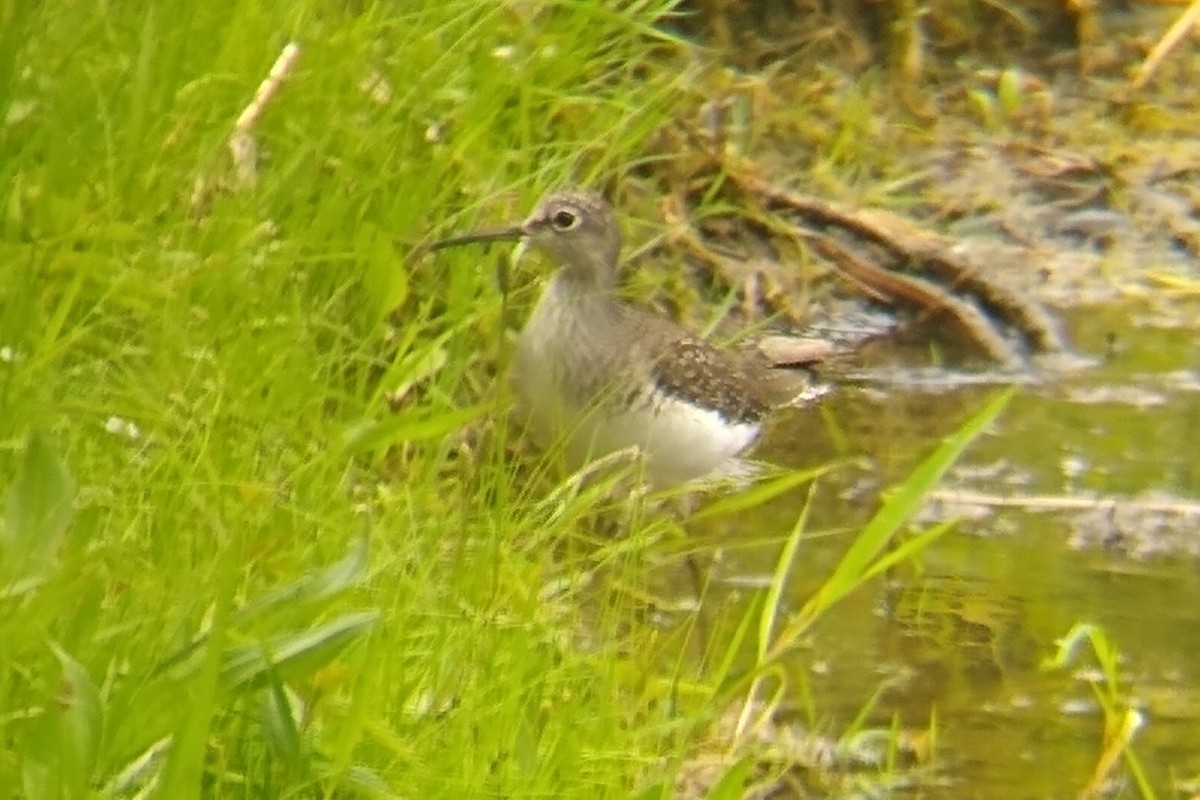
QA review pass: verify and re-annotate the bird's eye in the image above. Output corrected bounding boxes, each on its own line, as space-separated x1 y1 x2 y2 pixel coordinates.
551 209 578 230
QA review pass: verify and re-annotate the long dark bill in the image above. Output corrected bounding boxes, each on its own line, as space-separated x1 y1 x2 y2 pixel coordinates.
427 225 525 252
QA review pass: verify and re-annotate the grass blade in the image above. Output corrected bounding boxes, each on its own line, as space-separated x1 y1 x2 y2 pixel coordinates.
219 610 380 692
691 464 830 521
769 389 1014 661
2 432 75 583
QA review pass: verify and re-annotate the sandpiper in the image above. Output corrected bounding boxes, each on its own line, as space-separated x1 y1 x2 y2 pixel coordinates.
429 189 821 488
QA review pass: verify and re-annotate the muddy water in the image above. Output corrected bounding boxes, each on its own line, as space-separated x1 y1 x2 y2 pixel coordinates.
688 301 1200 796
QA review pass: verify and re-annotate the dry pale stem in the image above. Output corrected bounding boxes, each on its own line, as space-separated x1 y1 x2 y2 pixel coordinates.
1131 0 1200 91
230 41 301 187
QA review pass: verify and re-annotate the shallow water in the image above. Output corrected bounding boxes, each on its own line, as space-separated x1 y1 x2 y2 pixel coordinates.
686 300 1200 796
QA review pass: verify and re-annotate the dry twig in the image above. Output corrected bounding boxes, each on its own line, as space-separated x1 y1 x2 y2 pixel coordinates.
1131 0 1200 91
229 42 301 187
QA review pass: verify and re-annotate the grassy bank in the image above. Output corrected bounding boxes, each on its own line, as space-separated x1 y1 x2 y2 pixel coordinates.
0 1 712 795
2 0 1043 795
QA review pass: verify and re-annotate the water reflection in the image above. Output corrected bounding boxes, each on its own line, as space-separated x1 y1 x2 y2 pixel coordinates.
675 303 1200 796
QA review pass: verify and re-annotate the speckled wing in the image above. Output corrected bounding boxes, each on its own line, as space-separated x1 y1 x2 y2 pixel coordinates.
647 337 774 425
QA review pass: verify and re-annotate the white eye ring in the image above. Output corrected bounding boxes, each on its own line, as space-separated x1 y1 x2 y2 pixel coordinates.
550 209 579 231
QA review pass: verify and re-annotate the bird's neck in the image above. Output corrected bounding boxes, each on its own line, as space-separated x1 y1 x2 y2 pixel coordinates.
552 248 619 292
541 269 623 330
518 269 631 406
547 265 621 306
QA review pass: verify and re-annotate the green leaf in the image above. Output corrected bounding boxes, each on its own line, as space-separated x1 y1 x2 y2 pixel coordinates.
159 559 230 799
100 736 172 798
219 610 379 692
236 534 370 623
801 389 1013 620
314 759 397 797
709 594 759 691
21 727 59 800
966 88 997 128
767 389 1013 661
358 221 409 327
996 68 1024 118
759 485 812 662
631 780 672 800
704 755 753 800
1041 622 1108 672
260 676 305 775
48 643 103 795
340 405 485 454
690 464 829 521
2 432 75 583
153 539 370 679
24 645 103 798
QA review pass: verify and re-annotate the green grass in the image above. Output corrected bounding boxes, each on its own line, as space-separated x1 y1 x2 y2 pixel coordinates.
1043 624 1157 799
0 1 1010 797
0 1 702 795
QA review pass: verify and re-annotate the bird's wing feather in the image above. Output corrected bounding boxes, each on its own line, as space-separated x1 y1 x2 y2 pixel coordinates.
644 336 774 424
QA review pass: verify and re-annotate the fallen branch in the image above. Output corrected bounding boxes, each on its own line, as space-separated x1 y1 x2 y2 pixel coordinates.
727 167 1070 356
801 232 1027 368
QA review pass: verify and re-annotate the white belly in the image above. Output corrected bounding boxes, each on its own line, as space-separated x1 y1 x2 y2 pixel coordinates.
516 370 761 488
590 392 762 487
513 276 761 488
